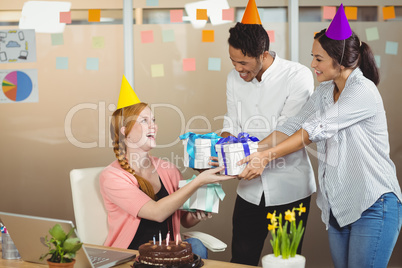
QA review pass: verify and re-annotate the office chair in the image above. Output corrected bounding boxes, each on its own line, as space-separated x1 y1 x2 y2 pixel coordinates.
70 167 108 245
69 167 227 252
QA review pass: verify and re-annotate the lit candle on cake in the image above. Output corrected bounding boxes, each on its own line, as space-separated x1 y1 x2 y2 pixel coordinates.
153 235 156 245
166 231 170 246
159 231 162 246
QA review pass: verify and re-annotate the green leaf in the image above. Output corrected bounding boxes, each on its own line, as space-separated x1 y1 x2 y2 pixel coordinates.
64 238 83 253
49 224 67 242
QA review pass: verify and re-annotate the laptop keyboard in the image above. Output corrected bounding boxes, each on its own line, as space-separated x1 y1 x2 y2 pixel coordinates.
90 255 110 265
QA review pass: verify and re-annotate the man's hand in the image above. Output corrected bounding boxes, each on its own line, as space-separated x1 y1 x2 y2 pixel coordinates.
237 151 274 180
209 156 219 167
192 157 219 172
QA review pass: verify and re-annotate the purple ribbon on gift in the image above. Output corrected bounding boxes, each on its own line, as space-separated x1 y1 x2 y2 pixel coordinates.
216 132 259 175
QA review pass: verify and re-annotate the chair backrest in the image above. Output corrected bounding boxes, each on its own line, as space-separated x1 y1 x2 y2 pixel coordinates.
70 167 108 245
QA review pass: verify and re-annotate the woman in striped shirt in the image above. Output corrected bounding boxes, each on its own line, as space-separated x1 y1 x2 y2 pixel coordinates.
237 27 402 268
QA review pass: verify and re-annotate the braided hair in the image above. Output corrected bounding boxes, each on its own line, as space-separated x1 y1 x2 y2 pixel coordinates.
228 22 270 58
110 102 156 200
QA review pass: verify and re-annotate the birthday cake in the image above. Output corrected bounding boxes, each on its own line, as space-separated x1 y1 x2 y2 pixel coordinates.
137 240 194 267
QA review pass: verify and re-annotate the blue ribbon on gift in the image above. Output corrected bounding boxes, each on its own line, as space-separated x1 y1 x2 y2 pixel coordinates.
216 132 259 175
179 132 222 168
182 175 226 213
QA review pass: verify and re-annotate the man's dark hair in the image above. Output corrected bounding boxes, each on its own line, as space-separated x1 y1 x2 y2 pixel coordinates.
228 22 270 58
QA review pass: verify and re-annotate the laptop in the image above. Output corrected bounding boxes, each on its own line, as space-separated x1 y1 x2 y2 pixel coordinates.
0 212 136 268
18 50 28 60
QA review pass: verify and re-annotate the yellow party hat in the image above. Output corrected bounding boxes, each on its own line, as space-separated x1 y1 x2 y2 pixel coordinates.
241 0 261 24
116 75 140 109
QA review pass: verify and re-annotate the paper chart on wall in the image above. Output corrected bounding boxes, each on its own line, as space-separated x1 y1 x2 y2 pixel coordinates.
0 69 39 103
0 29 37 63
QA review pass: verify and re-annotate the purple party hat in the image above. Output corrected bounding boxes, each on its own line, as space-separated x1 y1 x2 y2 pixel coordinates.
325 4 352 40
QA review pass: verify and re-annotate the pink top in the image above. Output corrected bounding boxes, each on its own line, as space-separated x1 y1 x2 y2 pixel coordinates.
99 156 183 248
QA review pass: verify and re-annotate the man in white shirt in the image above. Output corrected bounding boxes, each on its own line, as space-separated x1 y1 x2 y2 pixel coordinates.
222 18 316 265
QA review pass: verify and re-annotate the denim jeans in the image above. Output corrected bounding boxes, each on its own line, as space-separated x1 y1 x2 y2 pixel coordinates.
184 237 208 259
328 193 402 268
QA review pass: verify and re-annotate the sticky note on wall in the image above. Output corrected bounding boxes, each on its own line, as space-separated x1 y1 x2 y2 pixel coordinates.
141 30 154 43
88 9 101 22
365 27 379 41
146 0 159 7
385 41 398 55
222 8 234 21
383 6 396 20
323 6 336 20
170 10 183 23
51 33 64 45
267 30 275 43
374 55 381 68
151 64 164 77
208 58 221 71
86 57 99 70
345 6 357 20
162 30 175 42
202 30 214 42
92 36 104 48
197 9 208 20
183 58 196 71
56 57 68 69
60 11 71 24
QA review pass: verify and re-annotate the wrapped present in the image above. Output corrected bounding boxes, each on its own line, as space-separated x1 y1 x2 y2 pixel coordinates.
178 175 226 213
179 132 221 169
215 132 259 175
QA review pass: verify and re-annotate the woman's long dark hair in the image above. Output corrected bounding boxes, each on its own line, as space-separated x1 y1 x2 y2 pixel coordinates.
314 29 380 85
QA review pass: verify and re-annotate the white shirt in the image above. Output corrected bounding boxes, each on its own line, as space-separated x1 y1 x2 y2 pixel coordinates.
222 52 316 206
277 68 402 228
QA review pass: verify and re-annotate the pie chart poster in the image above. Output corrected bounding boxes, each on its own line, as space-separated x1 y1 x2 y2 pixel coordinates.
0 69 38 103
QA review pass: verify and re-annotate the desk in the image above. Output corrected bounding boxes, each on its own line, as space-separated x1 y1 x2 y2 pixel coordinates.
0 243 258 268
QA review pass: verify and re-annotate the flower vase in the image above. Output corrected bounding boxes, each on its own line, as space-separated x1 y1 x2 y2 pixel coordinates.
262 254 305 268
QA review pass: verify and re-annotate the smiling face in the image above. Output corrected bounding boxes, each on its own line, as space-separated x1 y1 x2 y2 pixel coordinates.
229 45 264 82
310 39 341 83
123 106 157 151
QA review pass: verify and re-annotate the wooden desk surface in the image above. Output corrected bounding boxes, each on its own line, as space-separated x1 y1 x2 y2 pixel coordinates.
0 243 258 268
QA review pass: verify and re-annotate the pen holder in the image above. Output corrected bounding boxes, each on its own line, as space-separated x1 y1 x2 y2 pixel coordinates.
1 233 21 259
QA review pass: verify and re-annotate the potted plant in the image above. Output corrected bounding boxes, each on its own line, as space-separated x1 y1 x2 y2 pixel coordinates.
261 203 306 268
39 223 83 268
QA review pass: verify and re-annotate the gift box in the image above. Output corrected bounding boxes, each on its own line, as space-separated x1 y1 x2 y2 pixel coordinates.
179 132 221 169
178 175 226 213
215 133 259 176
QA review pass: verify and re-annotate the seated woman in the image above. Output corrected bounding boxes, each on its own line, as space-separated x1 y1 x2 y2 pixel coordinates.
99 101 233 258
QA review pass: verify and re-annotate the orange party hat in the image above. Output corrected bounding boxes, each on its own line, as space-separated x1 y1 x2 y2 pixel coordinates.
116 75 140 110
241 0 261 24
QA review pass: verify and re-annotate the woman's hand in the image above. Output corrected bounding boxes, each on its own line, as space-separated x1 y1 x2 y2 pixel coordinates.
237 151 273 180
189 210 212 221
194 166 235 186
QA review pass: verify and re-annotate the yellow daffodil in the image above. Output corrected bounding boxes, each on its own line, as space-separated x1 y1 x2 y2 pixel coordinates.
298 203 306 216
268 223 278 231
267 204 305 259
267 212 277 225
284 209 296 222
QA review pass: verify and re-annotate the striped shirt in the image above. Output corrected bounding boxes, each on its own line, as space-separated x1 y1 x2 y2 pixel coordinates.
277 68 402 229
